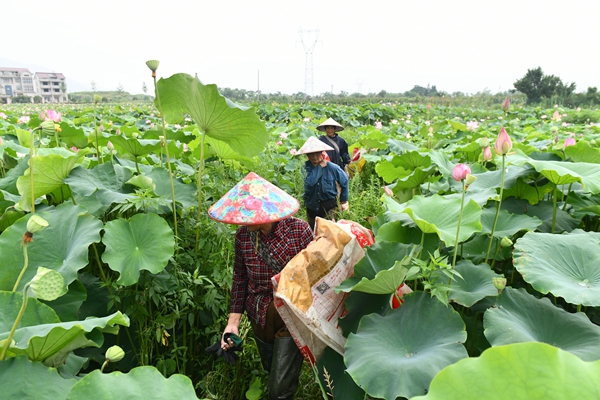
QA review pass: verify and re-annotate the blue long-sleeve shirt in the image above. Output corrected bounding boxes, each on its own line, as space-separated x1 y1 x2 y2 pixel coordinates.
303 160 349 211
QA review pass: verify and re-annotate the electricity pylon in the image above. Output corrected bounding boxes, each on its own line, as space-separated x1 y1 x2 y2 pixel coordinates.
298 28 319 97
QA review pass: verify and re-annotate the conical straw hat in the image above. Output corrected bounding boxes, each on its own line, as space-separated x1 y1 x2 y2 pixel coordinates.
317 117 344 132
297 136 334 154
208 172 299 225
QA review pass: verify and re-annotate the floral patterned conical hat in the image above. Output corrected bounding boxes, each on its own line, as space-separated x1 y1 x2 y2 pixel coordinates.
208 172 299 225
297 136 334 154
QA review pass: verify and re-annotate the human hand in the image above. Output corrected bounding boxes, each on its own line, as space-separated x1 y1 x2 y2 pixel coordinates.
221 323 240 350
341 202 349 211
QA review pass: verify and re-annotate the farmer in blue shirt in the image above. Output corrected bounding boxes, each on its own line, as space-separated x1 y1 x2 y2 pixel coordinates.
297 137 349 230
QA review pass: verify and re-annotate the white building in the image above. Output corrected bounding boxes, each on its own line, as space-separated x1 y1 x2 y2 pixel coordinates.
0 67 36 103
35 72 68 103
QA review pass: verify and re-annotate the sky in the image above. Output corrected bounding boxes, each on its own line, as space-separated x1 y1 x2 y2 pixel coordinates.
2 0 599 96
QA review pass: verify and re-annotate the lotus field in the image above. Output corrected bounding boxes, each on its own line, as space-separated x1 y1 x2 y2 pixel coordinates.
2 69 600 399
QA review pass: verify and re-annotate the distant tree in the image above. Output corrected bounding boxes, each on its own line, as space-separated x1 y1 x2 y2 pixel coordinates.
60 82 67 93
513 67 576 104
116 83 124 93
142 82 147 94
377 90 387 98
12 94 32 103
90 81 96 92
33 95 42 104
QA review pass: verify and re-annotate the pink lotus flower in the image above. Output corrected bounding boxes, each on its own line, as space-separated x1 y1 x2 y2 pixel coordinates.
280 132 288 139
0 112 7 119
494 127 512 155
501 97 510 112
70 146 79 153
107 141 114 151
384 186 393 196
289 149 297 155
375 121 383 130
552 110 561 122
277 141 283 146
452 163 471 182
466 121 479 131
482 146 493 161
18 116 30 124
427 104 431 110
183 143 189 152
39 110 61 122
564 138 576 148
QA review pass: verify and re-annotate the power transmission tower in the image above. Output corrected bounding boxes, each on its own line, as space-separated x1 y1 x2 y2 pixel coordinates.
298 28 319 97
355 78 364 94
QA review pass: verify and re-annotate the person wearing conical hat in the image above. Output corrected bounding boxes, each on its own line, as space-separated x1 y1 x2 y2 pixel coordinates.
317 117 351 174
208 172 312 399
297 137 349 230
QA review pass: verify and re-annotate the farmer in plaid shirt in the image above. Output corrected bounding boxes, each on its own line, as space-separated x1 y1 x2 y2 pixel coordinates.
208 172 313 400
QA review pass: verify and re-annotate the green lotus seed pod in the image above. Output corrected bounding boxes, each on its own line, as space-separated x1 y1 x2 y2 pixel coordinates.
476 137 490 148
500 237 513 248
30 267 64 301
94 94 102 104
145 60 160 72
131 132 139 138
465 174 477 186
105 345 125 362
27 215 49 234
492 277 507 291
40 120 56 136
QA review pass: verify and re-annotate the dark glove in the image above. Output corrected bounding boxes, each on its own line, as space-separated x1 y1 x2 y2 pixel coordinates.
205 333 243 366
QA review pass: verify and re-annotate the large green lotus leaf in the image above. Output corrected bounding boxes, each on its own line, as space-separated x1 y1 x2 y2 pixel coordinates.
503 176 555 205
157 73 268 157
338 291 390 337
460 233 513 264
393 166 435 190
16 153 83 211
66 366 199 400
0 311 129 365
316 346 365 400
510 151 600 193
480 207 542 237
448 260 503 307
336 241 417 293
375 220 440 257
443 187 498 208
109 136 160 158
0 291 61 333
344 291 468 400
502 197 580 233
58 122 88 149
484 287 600 361
375 160 410 183
513 231 600 306
402 194 482 248
568 192 600 219
0 154 29 195
0 357 76 400
464 164 533 192
64 163 136 214
428 150 455 177
411 342 600 400
101 213 175 286
0 203 103 291
146 167 196 209
565 139 600 163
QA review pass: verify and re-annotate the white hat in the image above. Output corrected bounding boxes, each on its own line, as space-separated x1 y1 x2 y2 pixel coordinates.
297 136 334 154
317 117 344 132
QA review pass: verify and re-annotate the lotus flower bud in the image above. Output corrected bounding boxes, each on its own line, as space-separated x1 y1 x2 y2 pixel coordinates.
552 110 561 122
492 277 507 293
591 139 597 146
494 127 512 155
27 215 49 234
107 141 114 151
476 137 490 148
501 97 510 113
384 186 393 197
550 126 559 134
482 146 493 161
40 120 56 135
564 138 576 148
500 237 513 247
145 60 160 72
29 267 64 301
452 163 471 182
105 345 125 363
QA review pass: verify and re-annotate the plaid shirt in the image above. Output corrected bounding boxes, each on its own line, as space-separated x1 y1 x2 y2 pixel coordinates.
231 217 313 328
